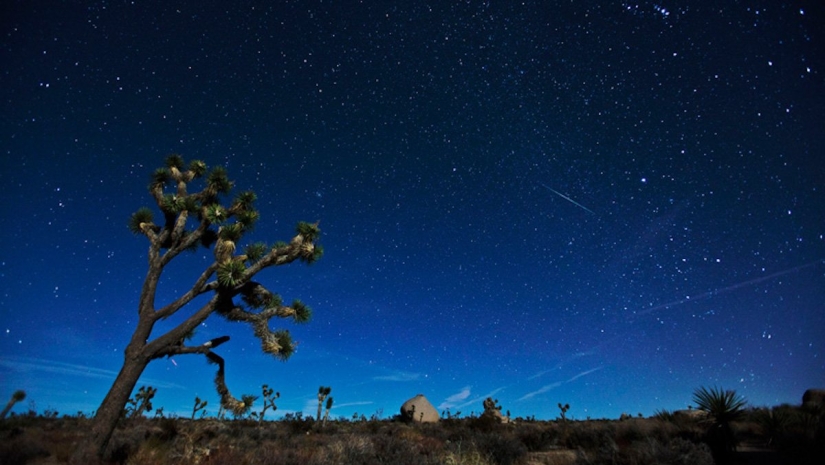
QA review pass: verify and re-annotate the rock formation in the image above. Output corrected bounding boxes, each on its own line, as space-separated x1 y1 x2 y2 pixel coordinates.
802 389 825 409
400 394 440 423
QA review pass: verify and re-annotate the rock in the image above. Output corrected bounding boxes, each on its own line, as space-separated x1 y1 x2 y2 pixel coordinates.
802 389 825 408
673 409 707 420
400 394 440 423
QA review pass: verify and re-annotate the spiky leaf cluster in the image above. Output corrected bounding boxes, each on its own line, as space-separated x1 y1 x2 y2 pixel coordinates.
260 330 295 361
301 243 324 264
290 300 312 323
128 207 155 234
161 194 187 214
236 210 260 230
217 260 246 287
219 223 244 242
692 386 747 425
240 284 283 309
296 221 321 242
207 167 233 194
233 191 257 210
150 168 171 190
189 160 207 177
204 204 228 224
244 242 268 263
165 154 185 169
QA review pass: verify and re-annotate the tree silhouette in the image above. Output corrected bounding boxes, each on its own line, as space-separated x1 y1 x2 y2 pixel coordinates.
72 155 322 462
0 390 26 419
692 386 747 463
317 386 332 421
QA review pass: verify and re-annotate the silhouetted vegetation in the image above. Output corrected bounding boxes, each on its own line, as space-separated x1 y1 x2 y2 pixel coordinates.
2 397 822 465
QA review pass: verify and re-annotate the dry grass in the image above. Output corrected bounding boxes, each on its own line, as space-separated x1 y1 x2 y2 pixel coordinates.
1 405 822 465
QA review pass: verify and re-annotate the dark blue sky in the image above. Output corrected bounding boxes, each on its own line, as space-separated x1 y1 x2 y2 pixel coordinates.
2 1 823 420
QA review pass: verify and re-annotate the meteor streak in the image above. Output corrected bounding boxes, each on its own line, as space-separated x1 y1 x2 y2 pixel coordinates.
540 183 595 214
637 259 825 316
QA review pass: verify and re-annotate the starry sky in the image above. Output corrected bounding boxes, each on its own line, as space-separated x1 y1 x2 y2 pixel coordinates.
1 1 824 421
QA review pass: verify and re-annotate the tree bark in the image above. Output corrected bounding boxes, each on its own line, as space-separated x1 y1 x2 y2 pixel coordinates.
70 348 150 463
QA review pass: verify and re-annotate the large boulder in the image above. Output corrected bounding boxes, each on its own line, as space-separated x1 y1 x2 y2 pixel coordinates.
400 394 440 423
802 389 825 409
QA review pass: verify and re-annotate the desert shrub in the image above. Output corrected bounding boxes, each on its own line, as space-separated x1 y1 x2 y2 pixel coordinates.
515 422 561 451
0 433 50 465
372 428 446 465
623 437 713 465
563 422 613 450
283 414 315 435
306 434 374 465
465 413 501 433
156 416 179 441
576 436 713 465
259 437 318 465
473 432 527 465
443 441 494 465
615 418 679 446
200 444 248 465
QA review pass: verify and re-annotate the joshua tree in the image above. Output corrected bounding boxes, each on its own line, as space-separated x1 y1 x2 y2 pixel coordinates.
191 396 208 419
323 396 334 425
72 155 322 462
0 390 26 419
317 386 332 421
258 384 280 423
125 385 157 419
692 386 747 462
557 402 570 422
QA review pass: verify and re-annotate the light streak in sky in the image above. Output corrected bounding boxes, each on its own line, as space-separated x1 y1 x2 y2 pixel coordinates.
540 183 595 214
636 259 825 316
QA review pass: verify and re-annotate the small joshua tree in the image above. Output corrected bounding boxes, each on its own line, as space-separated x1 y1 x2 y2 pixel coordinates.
323 396 334 426
0 390 26 419
191 396 208 419
125 386 157 419
317 386 331 421
72 155 323 462
258 384 280 423
557 402 570 422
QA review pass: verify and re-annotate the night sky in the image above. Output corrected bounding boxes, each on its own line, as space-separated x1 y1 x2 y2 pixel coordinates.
2 1 824 421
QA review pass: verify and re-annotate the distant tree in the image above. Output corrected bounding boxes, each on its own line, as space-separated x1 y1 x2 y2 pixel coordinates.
191 396 208 420
258 384 280 423
323 396 334 426
72 155 322 462
317 386 332 421
124 385 156 419
0 390 26 419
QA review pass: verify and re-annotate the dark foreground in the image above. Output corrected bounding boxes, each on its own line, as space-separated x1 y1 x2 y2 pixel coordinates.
1 411 821 465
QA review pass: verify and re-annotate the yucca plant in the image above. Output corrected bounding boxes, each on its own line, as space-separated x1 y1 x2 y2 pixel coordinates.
692 386 747 462
693 386 747 424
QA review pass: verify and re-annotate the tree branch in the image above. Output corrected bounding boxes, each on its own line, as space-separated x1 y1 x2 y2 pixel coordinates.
154 261 219 320
213 287 300 360
152 336 230 359
143 295 220 359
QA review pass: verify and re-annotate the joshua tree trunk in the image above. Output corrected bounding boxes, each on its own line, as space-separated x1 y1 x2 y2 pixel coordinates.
76 350 149 461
